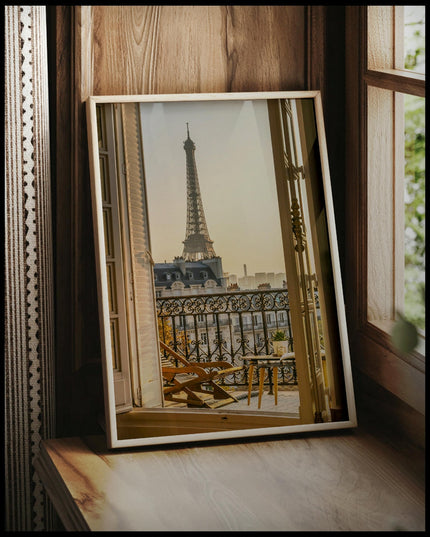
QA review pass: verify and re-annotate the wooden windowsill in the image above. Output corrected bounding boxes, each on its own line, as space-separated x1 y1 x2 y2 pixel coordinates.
34 431 425 532
368 319 425 368
350 323 425 416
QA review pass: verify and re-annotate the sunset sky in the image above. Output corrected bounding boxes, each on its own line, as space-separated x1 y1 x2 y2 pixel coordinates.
139 98 286 277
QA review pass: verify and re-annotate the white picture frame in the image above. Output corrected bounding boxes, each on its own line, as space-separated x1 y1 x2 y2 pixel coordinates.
86 91 357 449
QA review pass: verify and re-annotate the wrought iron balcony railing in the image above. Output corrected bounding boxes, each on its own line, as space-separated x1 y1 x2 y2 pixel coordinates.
156 288 300 387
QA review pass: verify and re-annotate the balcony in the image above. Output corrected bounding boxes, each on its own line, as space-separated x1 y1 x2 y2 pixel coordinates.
157 288 301 387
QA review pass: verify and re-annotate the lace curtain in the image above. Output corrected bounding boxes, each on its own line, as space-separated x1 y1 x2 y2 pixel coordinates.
4 5 55 531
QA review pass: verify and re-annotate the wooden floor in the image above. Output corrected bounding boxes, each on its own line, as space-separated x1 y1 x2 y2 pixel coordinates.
36 424 425 532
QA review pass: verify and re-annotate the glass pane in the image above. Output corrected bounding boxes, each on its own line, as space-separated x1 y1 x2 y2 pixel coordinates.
404 6 425 74
404 94 425 331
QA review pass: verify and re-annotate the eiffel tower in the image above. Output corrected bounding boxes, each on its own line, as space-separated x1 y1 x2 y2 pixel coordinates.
181 123 217 261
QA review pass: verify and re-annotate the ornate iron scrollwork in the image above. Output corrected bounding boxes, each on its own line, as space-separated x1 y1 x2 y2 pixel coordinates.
157 289 300 387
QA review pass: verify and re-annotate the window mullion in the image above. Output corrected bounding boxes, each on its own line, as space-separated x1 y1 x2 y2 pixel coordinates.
367 85 396 323
393 5 404 69
364 69 425 97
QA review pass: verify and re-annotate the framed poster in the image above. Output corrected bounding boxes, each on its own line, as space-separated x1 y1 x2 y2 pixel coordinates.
86 91 356 448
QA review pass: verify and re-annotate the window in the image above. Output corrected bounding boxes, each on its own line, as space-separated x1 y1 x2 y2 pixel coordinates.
403 6 425 74
345 5 425 416
402 6 425 333
366 6 425 351
96 104 133 411
404 93 425 332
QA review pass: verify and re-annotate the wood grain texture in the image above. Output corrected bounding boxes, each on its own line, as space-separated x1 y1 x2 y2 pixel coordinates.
367 6 395 71
50 5 310 438
116 408 301 441
353 324 425 415
364 69 425 97
367 86 395 321
37 433 425 532
343 6 425 433
307 6 326 98
49 6 77 437
89 5 306 96
344 6 367 333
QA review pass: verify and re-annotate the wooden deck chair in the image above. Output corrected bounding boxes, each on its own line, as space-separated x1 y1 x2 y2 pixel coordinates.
160 341 243 409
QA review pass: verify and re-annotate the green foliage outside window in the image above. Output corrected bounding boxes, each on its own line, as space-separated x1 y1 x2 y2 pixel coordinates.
404 95 425 331
403 9 425 332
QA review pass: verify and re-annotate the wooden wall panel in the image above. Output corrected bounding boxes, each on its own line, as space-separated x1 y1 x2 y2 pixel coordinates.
51 5 311 437
88 5 306 96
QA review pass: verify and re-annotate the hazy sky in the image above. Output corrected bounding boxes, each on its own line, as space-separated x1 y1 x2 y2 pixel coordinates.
139 99 286 276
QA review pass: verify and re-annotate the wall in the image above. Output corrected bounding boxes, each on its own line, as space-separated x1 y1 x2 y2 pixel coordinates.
50 5 337 437
49 4 356 444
